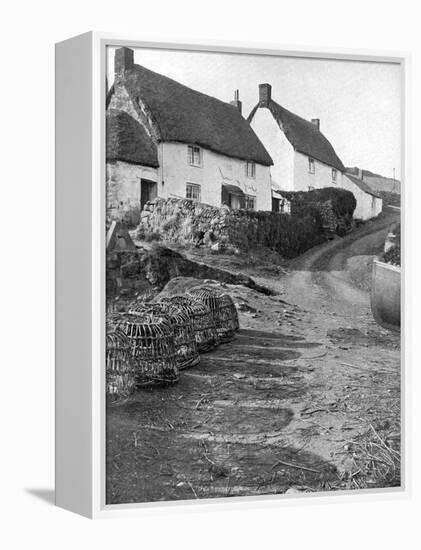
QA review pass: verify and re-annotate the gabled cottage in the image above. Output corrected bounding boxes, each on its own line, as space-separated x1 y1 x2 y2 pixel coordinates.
343 170 383 220
106 109 159 226
248 84 345 198
107 47 273 222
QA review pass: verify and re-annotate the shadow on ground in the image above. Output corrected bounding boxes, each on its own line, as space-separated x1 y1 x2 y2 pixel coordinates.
25 488 55 505
106 328 336 504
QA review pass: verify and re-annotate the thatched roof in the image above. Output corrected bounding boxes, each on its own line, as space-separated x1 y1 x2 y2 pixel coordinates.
106 109 159 168
345 173 381 198
248 101 344 171
114 64 273 166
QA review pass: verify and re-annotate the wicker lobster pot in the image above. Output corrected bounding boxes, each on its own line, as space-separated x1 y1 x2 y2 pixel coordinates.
106 328 136 401
107 312 131 332
161 295 219 352
128 301 199 370
187 286 239 343
120 312 179 387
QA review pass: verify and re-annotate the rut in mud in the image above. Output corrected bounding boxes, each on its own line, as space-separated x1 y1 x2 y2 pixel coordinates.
107 327 338 504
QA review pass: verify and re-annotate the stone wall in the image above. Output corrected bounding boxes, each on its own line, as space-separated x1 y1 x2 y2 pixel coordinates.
106 160 158 228
138 195 355 259
139 198 256 251
137 197 325 258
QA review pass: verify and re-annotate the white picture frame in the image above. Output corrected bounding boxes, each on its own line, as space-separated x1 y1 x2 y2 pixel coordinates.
55 32 409 519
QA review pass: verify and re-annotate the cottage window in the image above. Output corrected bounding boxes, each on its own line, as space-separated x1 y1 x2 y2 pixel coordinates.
245 194 256 210
332 168 337 183
308 158 315 174
188 145 202 167
186 183 201 201
246 161 256 178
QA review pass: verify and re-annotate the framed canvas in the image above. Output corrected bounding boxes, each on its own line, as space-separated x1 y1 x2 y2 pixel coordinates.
55 32 408 518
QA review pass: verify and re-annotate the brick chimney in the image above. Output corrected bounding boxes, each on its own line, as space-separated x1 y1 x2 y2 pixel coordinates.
259 83 272 107
115 47 134 77
230 89 242 115
311 118 320 130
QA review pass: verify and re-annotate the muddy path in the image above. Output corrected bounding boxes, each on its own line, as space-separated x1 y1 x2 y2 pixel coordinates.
106 211 401 504
282 208 400 318
107 323 338 504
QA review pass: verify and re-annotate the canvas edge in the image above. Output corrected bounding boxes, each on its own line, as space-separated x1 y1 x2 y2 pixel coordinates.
55 31 95 518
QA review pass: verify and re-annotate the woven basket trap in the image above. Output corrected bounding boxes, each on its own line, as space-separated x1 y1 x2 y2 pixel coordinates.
128 300 199 370
161 295 219 352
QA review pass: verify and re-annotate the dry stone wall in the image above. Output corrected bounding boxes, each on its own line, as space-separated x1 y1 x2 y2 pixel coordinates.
138 195 354 258
139 198 256 251
138 198 322 258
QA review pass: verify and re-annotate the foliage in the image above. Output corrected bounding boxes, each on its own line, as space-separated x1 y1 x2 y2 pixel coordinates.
281 187 356 219
235 188 356 258
236 209 325 259
382 223 401 266
383 245 400 266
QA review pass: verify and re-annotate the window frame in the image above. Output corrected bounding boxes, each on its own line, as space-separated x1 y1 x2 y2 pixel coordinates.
187 145 202 167
244 194 256 210
185 182 201 202
332 168 337 183
246 161 256 179
308 157 315 174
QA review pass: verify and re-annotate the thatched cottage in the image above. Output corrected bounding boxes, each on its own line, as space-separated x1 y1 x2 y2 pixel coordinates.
248 83 346 196
106 109 159 226
106 47 273 225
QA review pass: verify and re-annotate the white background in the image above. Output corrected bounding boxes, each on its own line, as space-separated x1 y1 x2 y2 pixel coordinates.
1 1 419 548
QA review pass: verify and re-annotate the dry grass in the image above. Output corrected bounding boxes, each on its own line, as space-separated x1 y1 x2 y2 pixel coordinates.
336 422 400 490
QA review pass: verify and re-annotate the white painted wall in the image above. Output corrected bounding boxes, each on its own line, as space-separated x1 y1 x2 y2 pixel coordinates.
106 160 158 225
294 151 344 191
158 142 272 211
249 108 295 191
109 87 272 211
343 175 383 220
249 109 346 196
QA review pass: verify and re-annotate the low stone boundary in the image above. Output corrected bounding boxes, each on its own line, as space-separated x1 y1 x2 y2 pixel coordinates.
139 198 254 251
138 195 354 258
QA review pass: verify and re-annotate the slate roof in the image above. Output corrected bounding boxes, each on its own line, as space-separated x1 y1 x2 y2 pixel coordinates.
112 63 273 166
106 109 159 168
345 173 381 198
248 101 345 171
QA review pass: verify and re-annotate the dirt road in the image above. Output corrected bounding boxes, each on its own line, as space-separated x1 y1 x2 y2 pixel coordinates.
283 209 400 318
106 211 401 504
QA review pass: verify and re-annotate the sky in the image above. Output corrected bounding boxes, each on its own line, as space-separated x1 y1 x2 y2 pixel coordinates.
107 47 402 180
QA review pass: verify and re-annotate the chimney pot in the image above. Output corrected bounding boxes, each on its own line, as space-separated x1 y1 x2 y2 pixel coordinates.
259 83 272 107
311 118 320 130
230 89 242 115
115 47 134 77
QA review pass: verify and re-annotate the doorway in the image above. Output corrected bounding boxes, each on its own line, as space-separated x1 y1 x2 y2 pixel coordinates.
140 179 157 211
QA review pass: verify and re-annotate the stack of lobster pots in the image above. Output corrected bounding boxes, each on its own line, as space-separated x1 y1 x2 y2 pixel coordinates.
106 285 240 401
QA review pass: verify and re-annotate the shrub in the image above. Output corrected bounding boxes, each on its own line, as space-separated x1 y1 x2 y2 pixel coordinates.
383 245 400 267
281 187 356 217
239 209 325 258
